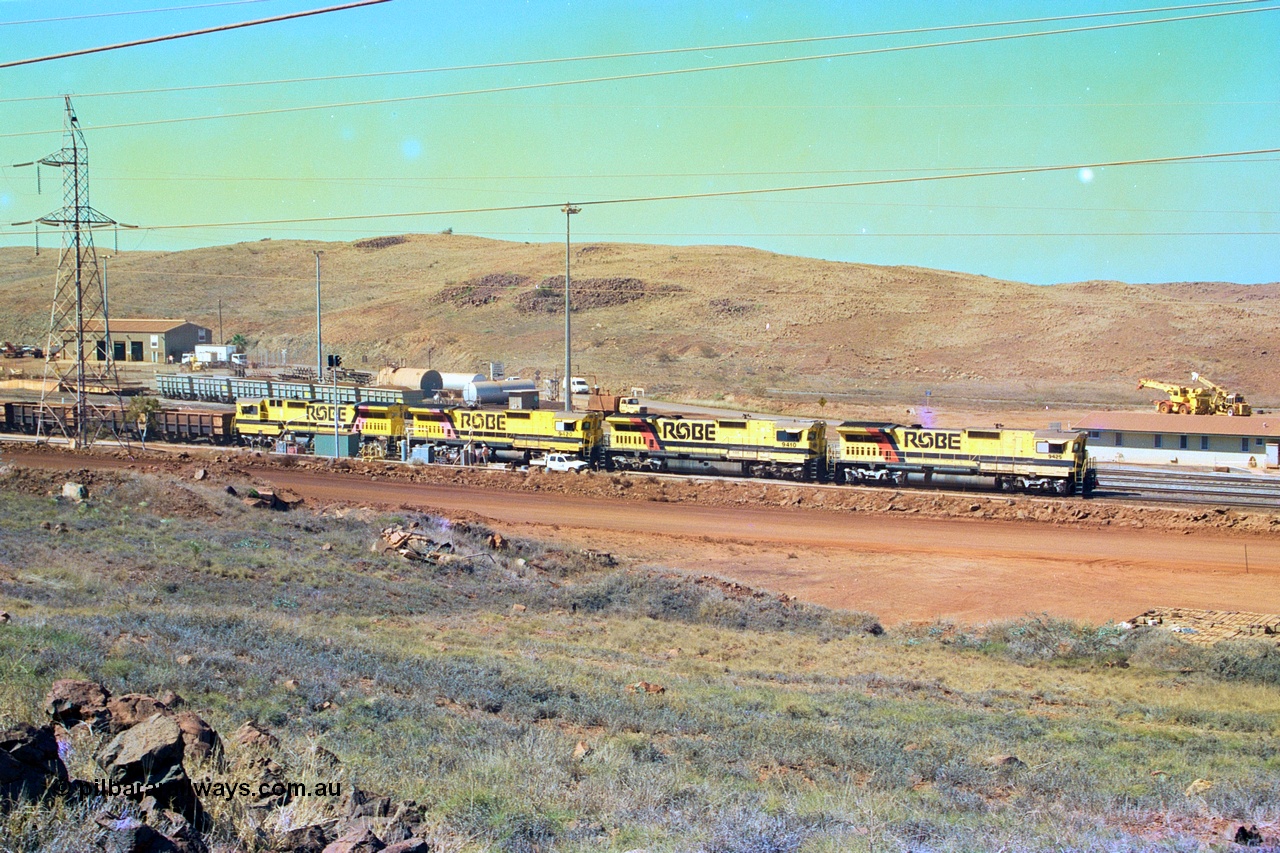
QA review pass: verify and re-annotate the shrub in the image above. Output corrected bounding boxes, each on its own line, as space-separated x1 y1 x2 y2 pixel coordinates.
1205 641 1280 686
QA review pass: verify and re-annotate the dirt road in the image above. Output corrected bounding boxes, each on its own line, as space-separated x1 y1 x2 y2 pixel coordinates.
261 467 1277 625
9 448 1275 625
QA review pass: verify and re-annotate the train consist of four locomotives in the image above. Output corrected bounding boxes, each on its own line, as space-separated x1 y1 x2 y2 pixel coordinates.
2 396 1096 495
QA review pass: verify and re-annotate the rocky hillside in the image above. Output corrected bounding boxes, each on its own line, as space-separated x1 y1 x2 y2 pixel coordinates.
1 235 1275 407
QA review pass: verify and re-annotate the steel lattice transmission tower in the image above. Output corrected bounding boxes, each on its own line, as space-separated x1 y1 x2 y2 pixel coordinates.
34 97 127 447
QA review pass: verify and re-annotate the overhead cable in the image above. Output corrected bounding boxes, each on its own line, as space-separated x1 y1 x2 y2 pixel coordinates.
27 146 1271 232
0 4 1274 136
0 0 391 70
0 0 1265 103
0 0 275 28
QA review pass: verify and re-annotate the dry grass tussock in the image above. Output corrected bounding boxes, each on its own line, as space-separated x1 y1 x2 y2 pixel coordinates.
1 466 1278 851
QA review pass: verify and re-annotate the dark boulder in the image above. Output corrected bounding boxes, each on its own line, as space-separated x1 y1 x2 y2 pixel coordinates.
0 722 69 803
97 818 179 853
382 842 430 853
45 679 111 730
275 823 332 853
97 714 205 830
107 694 172 733
321 826 386 853
174 712 222 763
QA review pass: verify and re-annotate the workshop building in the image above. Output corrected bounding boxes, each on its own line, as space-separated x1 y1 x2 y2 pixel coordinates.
1072 412 1280 468
76 319 212 364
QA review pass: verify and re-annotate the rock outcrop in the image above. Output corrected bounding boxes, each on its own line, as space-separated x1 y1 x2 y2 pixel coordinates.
45 678 111 730
0 723 69 802
97 713 205 829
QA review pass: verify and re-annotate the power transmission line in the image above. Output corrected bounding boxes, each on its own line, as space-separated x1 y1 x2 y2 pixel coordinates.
0 0 1264 103
0 0 276 27
0 0 390 70
84 155 1280 185
0 4 1273 137
43 146 1274 232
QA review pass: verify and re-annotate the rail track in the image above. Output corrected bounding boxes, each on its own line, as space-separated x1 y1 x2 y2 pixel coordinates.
2 433 1278 508
1093 464 1280 508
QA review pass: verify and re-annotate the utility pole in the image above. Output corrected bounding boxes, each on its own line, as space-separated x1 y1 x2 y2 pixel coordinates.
19 97 128 448
314 251 323 381
562 203 580 413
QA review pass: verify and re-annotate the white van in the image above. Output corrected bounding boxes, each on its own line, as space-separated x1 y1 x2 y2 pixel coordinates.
569 376 589 395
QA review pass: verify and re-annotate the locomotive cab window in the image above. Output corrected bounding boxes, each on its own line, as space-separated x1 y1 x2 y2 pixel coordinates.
776 430 801 442
556 421 576 432
1036 441 1066 454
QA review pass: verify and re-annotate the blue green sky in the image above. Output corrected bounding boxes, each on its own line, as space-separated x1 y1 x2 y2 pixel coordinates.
0 0 1276 283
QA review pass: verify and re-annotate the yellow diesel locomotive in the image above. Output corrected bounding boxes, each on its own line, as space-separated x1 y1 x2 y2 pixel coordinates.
234 399 405 455
404 406 603 464
603 413 827 479
830 422 1096 495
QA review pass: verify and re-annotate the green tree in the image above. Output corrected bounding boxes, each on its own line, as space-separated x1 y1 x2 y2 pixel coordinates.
125 395 163 435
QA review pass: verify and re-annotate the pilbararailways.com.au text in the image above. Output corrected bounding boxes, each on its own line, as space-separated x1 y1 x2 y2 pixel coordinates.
90 779 341 801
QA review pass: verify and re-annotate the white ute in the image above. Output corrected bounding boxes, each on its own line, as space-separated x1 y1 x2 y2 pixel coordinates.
533 453 589 473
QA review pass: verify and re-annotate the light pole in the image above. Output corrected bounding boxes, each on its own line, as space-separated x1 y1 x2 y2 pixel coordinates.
314 251 323 381
562 203 580 412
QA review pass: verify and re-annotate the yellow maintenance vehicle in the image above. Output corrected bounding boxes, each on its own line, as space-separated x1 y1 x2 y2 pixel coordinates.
1138 374 1253 415
1193 372 1252 416
1137 378 1214 414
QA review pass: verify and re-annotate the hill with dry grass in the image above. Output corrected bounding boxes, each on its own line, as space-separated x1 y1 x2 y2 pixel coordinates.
2 235 1276 410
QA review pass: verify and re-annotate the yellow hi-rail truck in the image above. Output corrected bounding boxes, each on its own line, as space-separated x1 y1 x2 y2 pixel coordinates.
1193 372 1252 416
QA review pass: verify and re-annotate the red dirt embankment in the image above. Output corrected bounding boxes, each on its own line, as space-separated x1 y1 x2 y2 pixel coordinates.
6 445 1278 625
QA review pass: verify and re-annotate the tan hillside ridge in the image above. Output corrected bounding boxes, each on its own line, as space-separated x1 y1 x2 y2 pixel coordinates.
1 234 1276 423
